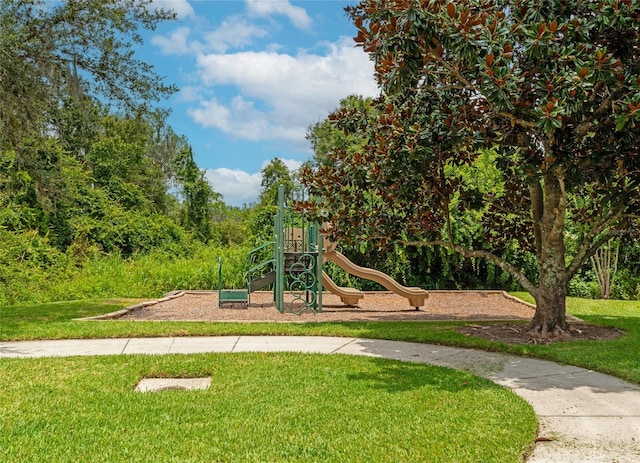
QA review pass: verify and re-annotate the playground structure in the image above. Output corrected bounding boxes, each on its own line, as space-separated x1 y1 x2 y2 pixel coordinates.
219 186 428 314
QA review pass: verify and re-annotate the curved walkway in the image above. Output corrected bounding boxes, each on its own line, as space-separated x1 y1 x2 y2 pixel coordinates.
2 336 640 462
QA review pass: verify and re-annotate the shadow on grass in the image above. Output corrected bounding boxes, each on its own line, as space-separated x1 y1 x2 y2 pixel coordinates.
346 356 501 394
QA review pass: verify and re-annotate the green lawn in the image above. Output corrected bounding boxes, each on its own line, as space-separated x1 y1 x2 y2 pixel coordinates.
0 353 536 463
1 296 639 384
3 295 638 462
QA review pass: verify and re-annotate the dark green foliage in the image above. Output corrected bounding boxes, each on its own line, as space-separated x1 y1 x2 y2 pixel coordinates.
172 145 221 242
0 229 70 304
1 113 200 254
259 157 296 206
248 205 279 245
306 106 539 291
615 239 640 299
210 204 253 247
0 0 177 148
306 95 376 167
88 138 161 211
0 0 267 304
71 210 190 258
301 1 640 332
0 110 259 304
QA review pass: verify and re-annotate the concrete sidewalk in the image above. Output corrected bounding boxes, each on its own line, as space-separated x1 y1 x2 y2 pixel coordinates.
2 336 639 462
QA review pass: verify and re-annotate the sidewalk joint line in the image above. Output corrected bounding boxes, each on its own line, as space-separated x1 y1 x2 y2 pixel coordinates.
330 337 358 354
121 338 131 355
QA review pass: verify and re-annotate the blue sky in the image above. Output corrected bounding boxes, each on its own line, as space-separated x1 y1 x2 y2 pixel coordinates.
141 0 378 206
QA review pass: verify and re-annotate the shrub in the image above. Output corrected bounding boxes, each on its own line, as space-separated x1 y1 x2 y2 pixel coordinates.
0 229 71 305
567 276 600 299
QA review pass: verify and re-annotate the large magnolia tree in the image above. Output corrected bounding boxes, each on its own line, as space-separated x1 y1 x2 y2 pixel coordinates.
300 0 640 334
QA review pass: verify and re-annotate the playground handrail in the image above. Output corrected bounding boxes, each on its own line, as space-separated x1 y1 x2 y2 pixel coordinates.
247 241 277 294
248 240 275 255
248 257 276 276
247 241 276 270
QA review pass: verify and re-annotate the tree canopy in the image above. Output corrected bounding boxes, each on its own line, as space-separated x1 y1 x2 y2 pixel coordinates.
306 95 376 168
300 0 640 333
259 158 297 206
1 0 177 148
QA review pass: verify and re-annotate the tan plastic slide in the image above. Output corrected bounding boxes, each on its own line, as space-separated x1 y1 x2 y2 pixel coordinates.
324 250 429 308
321 271 364 306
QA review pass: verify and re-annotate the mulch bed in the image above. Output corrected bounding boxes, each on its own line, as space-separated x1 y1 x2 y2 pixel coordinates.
115 290 536 322
457 323 624 345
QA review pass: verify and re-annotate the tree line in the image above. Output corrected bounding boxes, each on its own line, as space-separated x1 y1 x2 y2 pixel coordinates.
0 1 313 304
0 0 242 299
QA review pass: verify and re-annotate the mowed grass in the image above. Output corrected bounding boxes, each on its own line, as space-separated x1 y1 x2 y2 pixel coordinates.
1 296 640 384
0 353 536 463
507 293 640 383
2 295 637 462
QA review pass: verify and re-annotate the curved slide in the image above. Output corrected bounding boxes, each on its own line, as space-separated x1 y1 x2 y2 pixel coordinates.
324 250 429 308
321 272 364 306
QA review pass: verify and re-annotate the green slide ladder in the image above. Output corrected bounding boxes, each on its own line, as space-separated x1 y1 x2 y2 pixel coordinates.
247 241 277 298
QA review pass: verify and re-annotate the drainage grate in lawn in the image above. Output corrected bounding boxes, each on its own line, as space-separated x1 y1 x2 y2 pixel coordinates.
135 377 211 392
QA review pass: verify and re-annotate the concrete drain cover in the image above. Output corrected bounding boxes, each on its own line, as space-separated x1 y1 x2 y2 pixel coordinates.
135 377 211 392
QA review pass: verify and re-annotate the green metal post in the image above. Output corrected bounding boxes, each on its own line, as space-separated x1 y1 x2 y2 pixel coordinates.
317 223 323 312
309 222 323 313
275 185 285 313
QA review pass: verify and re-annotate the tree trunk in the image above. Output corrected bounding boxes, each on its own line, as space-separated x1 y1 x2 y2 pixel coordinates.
528 171 569 334
529 279 568 334
529 238 569 333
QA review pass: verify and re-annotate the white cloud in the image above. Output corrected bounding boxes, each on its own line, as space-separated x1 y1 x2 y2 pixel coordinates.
204 158 302 206
176 85 200 103
189 96 271 141
149 0 195 18
151 27 196 55
151 2 300 55
147 2 377 206
190 37 377 145
246 0 311 30
204 168 262 206
187 90 302 144
205 16 268 53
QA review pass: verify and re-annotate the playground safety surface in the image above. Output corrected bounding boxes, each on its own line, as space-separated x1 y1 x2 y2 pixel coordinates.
118 290 536 322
